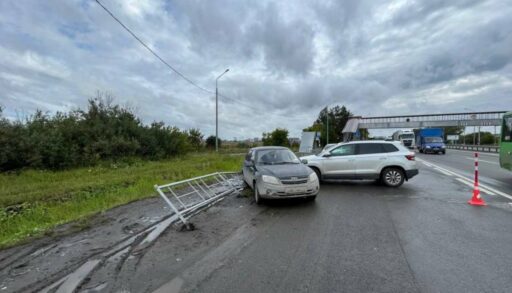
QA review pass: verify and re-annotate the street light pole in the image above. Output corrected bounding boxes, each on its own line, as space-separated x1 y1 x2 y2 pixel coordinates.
326 108 329 145
215 69 229 152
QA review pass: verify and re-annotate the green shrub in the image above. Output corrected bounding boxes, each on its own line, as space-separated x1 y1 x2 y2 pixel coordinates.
205 135 221 149
0 94 199 171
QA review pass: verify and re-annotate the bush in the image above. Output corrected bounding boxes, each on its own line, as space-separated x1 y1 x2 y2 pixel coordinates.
262 128 289 147
187 128 203 151
205 135 221 149
0 93 198 171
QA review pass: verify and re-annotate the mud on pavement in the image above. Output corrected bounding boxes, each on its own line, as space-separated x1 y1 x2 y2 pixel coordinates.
0 175 260 293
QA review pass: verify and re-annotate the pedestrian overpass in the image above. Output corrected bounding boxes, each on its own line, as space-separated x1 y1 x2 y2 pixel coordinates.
342 111 506 141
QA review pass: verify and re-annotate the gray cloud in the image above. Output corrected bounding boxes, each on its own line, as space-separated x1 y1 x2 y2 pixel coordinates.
251 3 316 75
0 0 511 139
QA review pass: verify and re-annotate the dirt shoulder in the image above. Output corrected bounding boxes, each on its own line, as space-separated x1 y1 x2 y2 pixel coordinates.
0 183 258 293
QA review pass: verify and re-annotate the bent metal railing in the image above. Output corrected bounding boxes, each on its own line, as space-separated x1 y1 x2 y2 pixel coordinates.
154 172 244 226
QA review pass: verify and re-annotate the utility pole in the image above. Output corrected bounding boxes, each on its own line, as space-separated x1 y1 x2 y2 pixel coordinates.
326 107 329 145
473 126 476 145
215 69 229 152
494 125 497 145
477 125 481 145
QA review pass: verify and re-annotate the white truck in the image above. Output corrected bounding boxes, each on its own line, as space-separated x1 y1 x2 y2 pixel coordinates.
392 130 415 149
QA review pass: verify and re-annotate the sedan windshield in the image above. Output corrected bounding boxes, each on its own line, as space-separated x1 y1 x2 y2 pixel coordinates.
256 149 300 165
425 137 443 143
322 144 337 152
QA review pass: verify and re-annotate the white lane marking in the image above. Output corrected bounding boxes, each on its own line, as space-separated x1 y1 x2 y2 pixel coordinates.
455 178 496 195
417 158 512 201
464 157 499 165
421 161 433 167
434 167 453 176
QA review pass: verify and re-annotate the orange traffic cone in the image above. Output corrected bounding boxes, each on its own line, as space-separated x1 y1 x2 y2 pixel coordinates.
468 185 486 206
468 152 486 206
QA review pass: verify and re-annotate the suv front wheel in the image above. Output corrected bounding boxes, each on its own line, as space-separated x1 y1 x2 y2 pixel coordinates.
381 167 405 187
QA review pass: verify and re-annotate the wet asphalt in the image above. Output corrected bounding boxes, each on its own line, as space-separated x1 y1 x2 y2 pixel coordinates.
158 162 512 293
3 152 512 292
417 148 512 193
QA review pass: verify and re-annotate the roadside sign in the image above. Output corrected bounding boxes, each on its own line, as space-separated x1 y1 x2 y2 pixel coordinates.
447 135 459 140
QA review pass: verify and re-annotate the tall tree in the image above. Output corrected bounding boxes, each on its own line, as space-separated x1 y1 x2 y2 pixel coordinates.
311 105 353 146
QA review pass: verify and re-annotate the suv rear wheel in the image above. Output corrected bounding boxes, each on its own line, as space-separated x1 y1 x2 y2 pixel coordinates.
381 167 405 187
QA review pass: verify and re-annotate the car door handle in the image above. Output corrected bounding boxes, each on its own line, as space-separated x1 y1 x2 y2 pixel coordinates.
379 157 387 160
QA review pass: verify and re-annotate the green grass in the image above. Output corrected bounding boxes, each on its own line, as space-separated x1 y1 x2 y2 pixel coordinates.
0 153 244 248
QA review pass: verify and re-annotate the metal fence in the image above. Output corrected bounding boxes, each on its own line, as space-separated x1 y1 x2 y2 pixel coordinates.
155 172 244 227
446 144 500 153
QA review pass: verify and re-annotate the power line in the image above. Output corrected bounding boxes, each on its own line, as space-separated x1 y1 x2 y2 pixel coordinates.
218 93 260 111
94 0 263 113
94 0 212 94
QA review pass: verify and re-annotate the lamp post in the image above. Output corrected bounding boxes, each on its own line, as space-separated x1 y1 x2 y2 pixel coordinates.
326 107 329 145
466 108 478 145
215 69 229 152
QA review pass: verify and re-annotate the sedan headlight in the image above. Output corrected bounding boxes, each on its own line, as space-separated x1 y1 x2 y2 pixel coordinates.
309 172 318 181
261 175 280 184
426 145 431 148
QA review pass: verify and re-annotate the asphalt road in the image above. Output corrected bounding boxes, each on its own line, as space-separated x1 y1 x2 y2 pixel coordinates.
3 151 512 292
417 149 512 200
153 162 512 293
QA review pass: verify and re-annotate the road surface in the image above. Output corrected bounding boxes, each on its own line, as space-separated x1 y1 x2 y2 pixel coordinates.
2 150 512 292
153 154 512 293
417 148 512 196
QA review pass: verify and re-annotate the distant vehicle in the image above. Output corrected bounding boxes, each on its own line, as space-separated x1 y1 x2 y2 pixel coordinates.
500 112 512 171
416 128 446 154
322 143 337 152
242 146 320 204
300 141 418 187
392 130 415 149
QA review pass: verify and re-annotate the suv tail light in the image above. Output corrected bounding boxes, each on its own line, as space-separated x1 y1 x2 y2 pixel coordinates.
405 154 415 161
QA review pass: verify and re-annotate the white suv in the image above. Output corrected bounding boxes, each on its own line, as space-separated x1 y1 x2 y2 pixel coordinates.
300 141 418 187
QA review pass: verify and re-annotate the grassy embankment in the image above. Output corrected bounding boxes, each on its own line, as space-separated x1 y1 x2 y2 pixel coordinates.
0 153 244 248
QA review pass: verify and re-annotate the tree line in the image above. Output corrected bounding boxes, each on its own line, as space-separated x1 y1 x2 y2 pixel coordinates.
262 105 360 147
0 96 216 171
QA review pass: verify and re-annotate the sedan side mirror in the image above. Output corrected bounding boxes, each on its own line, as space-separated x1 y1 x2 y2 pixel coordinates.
323 153 332 158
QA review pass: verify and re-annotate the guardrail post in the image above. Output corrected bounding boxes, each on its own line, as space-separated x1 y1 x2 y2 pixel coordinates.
155 185 188 224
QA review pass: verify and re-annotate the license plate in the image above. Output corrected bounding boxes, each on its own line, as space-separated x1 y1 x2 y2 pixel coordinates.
287 188 304 194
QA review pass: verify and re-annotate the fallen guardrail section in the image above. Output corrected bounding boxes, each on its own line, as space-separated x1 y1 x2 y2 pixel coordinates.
446 144 499 153
38 172 243 293
155 172 244 230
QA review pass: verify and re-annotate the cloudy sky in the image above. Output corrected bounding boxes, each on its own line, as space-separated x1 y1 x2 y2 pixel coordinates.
0 0 511 139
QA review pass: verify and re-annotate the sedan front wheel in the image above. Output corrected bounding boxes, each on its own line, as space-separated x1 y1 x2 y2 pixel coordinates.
254 182 262 205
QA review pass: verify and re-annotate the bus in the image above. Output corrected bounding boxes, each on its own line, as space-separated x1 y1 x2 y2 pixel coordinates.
500 112 512 171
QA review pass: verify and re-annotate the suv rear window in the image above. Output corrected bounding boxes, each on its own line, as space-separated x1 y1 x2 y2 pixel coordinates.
382 143 399 152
